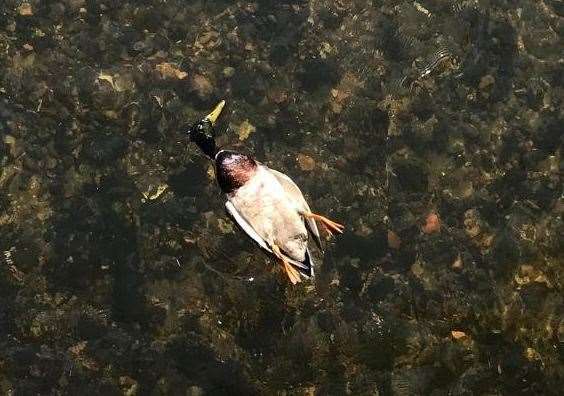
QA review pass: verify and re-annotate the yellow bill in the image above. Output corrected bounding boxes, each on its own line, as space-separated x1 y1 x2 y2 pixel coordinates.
204 100 225 126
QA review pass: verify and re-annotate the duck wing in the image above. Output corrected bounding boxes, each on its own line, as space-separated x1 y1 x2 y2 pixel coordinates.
266 168 323 251
225 200 272 254
225 200 313 277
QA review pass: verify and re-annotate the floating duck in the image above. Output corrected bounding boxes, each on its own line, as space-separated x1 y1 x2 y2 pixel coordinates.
185 100 344 284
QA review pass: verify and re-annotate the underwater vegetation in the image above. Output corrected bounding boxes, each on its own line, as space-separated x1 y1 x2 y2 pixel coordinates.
0 0 562 394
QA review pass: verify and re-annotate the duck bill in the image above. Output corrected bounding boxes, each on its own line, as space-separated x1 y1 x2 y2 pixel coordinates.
204 100 225 126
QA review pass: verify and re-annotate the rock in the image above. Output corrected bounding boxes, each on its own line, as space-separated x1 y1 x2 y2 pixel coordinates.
18 3 33 16
514 264 552 288
156 62 187 80
297 153 316 171
451 330 467 340
133 41 146 51
387 230 401 249
198 31 220 47
223 66 235 78
525 347 541 362
217 218 234 234
422 213 440 234
190 74 214 100
478 74 495 91
186 386 205 396
268 88 288 104
97 72 116 89
119 376 138 396
141 184 168 202
236 120 256 141
451 254 463 271
329 72 364 114
463 209 482 238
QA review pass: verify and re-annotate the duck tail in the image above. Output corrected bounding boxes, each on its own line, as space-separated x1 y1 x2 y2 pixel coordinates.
292 248 314 279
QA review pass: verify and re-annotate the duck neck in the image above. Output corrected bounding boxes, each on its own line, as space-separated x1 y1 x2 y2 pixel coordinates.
215 150 257 194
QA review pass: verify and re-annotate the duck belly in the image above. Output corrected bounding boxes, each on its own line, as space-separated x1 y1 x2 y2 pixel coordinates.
228 168 308 262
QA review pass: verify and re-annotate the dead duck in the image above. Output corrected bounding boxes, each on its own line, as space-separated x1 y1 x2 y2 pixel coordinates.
185 100 344 284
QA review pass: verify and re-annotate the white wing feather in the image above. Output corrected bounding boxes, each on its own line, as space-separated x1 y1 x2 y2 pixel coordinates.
225 201 272 253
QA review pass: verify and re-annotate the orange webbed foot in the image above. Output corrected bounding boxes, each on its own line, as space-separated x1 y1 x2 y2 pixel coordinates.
283 261 301 285
272 244 301 285
303 212 345 236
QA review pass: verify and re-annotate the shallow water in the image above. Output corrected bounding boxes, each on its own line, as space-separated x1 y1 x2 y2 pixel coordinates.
0 0 562 394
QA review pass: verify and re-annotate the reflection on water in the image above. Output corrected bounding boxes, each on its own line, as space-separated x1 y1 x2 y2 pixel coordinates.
0 0 562 394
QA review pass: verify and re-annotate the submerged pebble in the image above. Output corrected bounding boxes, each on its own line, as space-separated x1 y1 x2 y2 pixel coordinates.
296 153 316 171
422 213 441 234
478 74 495 91
235 119 256 141
387 230 402 249
17 3 33 16
156 62 188 80
190 74 214 100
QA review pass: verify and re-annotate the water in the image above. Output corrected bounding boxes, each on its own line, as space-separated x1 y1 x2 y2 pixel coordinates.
0 0 562 394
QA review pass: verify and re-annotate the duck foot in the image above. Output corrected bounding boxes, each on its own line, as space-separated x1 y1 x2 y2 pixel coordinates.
302 212 344 236
272 244 301 284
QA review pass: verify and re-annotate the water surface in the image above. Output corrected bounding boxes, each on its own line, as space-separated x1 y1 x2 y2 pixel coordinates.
0 1 562 394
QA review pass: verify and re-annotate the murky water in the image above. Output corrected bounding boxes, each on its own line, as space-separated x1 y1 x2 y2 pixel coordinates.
1 1 562 394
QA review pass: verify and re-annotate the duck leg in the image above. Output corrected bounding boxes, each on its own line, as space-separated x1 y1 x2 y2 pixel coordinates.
301 212 344 236
272 244 301 284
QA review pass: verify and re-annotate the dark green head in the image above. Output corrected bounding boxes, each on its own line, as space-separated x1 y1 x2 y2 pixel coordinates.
186 100 225 159
187 118 217 158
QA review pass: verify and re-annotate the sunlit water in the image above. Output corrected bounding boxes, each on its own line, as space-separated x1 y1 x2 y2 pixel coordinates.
0 1 562 395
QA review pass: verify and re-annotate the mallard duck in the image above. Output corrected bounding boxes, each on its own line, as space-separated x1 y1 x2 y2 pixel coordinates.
186 101 343 284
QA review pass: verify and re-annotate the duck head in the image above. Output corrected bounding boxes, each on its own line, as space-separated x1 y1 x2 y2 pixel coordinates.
186 100 257 194
185 100 225 158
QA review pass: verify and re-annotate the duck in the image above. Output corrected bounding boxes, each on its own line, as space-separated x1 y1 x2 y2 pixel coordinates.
185 100 344 284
